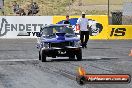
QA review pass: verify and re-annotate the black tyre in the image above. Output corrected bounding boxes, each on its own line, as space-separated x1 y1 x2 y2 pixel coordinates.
39 51 41 60
69 52 75 60
41 49 46 62
69 55 75 60
76 49 82 61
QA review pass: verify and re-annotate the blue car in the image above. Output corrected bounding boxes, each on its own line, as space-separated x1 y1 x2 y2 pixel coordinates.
36 24 82 62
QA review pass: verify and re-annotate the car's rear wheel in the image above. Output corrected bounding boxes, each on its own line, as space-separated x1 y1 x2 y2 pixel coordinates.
39 51 41 60
41 49 46 62
76 49 82 61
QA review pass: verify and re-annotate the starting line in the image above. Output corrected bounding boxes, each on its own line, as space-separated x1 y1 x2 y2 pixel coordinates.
0 56 119 62
0 59 38 62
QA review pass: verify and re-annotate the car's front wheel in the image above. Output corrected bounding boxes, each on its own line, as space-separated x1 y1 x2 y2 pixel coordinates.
76 49 82 61
69 55 75 60
41 49 46 62
69 52 75 60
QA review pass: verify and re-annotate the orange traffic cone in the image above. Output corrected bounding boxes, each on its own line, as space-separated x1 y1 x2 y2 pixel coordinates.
78 66 86 76
129 49 132 56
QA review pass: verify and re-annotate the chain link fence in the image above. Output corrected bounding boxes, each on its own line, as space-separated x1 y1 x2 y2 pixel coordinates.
109 0 132 25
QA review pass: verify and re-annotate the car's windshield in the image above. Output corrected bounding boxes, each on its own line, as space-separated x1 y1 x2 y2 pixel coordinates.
42 26 74 36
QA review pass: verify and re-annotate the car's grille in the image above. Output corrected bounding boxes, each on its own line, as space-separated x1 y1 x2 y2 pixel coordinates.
51 41 73 48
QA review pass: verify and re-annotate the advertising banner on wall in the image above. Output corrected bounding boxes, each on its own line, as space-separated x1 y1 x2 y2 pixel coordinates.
53 15 109 39
108 25 132 39
53 15 132 39
0 16 52 38
0 16 131 39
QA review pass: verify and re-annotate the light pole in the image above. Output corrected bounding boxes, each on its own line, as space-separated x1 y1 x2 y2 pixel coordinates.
68 0 71 15
31 0 33 16
1 0 4 15
108 0 110 25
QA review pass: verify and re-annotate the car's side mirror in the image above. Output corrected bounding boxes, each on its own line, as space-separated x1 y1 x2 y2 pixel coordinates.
36 32 41 37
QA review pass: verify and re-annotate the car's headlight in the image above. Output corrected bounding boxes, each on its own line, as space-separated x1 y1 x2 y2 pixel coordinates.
74 41 80 47
42 43 49 49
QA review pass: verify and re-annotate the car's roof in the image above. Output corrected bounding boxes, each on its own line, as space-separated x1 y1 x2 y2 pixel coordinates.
43 24 70 28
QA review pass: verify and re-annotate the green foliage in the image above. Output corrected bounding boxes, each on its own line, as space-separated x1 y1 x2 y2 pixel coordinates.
1 0 128 16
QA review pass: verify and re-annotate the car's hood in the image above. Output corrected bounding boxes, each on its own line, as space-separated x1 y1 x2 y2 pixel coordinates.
41 32 79 43
41 37 79 43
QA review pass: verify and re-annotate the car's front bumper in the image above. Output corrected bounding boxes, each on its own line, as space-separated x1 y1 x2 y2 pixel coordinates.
41 46 81 57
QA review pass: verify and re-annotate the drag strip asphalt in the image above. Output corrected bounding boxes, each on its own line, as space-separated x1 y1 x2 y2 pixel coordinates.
0 39 132 88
